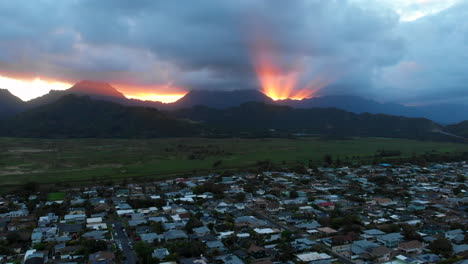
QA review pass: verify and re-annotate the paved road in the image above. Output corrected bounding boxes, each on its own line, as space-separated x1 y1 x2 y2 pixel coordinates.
109 220 138 264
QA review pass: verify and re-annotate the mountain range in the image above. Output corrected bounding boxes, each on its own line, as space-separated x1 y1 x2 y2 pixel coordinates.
0 81 467 140
1 80 467 124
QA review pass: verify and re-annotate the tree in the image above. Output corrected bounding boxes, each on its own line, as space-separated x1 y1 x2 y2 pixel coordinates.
429 237 453 257
323 154 333 166
234 192 246 202
281 230 294 242
152 221 165 234
453 184 466 195
134 241 153 264
401 224 422 241
289 190 299 199
33 243 46 250
185 216 203 233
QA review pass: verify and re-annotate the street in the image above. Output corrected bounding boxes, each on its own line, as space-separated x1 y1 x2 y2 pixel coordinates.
108 220 138 264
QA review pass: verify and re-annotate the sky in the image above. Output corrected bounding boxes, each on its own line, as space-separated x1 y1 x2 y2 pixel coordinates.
0 0 466 104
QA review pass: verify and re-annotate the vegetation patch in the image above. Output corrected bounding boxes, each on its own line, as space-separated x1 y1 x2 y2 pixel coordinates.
47 192 65 201
0 137 466 188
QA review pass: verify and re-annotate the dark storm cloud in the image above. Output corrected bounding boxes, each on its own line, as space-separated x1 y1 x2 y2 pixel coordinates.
0 0 465 104
373 1 468 104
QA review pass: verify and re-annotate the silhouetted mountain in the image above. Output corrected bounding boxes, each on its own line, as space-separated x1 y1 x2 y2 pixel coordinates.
69 80 126 98
277 95 408 114
276 95 468 124
0 89 26 118
28 80 125 108
0 95 452 140
447 121 468 138
174 102 445 140
171 89 273 109
415 103 468 125
27 80 167 110
0 95 200 138
2 79 468 124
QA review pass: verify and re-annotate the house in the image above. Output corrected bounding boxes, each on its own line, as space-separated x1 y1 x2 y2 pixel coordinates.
192 226 211 236
7 219 35 231
398 240 424 254
378 233 404 248
152 248 170 260
86 217 103 225
164 229 188 240
88 251 115 264
317 202 335 210
58 223 83 236
64 213 86 222
248 244 268 259
253 228 279 235
296 221 321 230
235 216 267 228
38 213 58 227
291 238 316 252
317 227 338 235
2 209 29 218
417 253 440 263
24 249 48 264
82 230 107 240
363 229 386 240
141 233 163 243
214 254 244 264
453 244 468 255
352 240 380 255
445 229 464 241
55 244 81 260
206 240 227 253
295 252 332 263
215 202 230 213
179 256 209 264
363 246 392 263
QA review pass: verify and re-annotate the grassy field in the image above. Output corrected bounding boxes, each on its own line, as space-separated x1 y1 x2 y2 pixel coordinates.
0 137 467 187
47 192 65 201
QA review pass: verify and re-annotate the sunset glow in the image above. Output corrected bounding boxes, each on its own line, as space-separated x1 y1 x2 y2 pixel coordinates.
125 92 187 103
115 83 187 103
0 75 187 103
251 32 328 101
0 75 72 101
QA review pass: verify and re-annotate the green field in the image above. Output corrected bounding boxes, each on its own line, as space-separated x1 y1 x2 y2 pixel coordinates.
47 192 65 201
0 137 467 187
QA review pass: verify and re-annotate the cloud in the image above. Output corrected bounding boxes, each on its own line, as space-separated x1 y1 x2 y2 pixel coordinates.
372 1 468 104
0 0 465 104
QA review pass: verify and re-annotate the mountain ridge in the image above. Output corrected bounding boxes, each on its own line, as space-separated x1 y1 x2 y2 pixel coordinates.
1 81 468 124
1 94 459 142
0 95 199 138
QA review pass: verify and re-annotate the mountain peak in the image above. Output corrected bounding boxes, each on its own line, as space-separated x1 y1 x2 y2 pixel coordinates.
69 80 126 98
174 89 273 108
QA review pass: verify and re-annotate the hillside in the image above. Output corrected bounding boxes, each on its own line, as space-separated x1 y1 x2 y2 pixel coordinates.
0 95 200 138
1 79 467 124
277 95 468 124
447 121 468 138
174 102 444 140
0 89 26 118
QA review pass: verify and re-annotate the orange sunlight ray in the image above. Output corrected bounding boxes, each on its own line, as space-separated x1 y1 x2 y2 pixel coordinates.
250 27 330 101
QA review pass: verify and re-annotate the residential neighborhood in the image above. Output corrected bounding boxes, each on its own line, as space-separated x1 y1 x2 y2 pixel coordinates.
0 161 466 264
